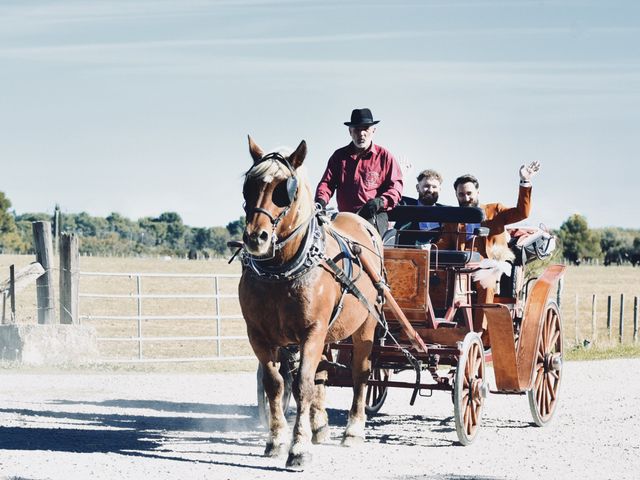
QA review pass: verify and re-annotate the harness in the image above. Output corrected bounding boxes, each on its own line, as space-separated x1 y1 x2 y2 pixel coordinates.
241 213 324 282
239 208 386 332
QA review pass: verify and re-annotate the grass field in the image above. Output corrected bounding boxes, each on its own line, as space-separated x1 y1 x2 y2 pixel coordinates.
1 253 639 370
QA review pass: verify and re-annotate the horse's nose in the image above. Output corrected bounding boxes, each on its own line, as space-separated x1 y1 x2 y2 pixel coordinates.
243 228 270 251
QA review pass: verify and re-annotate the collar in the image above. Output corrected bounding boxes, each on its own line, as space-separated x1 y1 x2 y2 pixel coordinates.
241 214 325 282
348 142 378 159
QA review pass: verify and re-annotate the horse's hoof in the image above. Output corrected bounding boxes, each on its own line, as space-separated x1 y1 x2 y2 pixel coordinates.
312 425 330 444
341 434 365 447
264 442 286 458
286 451 312 470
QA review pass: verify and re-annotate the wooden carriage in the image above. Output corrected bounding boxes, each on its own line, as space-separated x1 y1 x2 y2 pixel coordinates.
323 205 565 445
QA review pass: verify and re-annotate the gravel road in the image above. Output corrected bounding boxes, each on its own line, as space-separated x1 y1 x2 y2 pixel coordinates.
1 358 638 480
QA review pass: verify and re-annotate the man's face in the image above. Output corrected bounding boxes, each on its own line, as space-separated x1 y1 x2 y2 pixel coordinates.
416 177 441 205
456 182 479 207
349 125 375 150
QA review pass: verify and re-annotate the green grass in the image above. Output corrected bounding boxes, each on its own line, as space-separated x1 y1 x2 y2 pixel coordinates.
565 343 640 361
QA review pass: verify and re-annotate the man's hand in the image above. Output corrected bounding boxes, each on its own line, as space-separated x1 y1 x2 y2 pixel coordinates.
519 161 541 183
359 197 384 219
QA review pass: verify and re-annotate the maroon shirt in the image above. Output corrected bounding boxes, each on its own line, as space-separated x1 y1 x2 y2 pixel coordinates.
315 142 404 213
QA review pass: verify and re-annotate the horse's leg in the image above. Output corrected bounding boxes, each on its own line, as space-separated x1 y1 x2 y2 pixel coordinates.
286 334 324 469
310 358 330 444
255 346 289 457
342 320 375 447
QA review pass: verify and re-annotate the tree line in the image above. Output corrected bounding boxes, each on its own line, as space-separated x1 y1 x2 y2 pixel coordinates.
0 191 638 264
0 191 245 258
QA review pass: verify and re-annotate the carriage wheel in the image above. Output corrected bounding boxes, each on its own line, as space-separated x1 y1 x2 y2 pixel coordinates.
453 332 487 446
527 302 563 426
365 367 390 415
256 352 295 428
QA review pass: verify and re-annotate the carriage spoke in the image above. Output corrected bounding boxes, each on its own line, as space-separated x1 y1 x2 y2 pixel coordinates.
542 316 550 351
464 405 471 431
547 380 556 404
544 378 552 416
470 398 478 426
549 329 560 351
534 370 544 390
536 376 543 405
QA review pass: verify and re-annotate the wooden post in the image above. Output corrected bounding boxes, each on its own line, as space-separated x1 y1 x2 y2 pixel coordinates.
574 293 579 344
53 204 61 256
619 294 625 344
32 221 56 324
591 294 597 343
136 275 143 360
634 296 638 343
9 264 16 322
606 295 612 340
59 233 79 324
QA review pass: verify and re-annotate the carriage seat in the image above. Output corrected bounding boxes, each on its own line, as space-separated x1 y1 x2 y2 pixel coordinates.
387 205 486 249
431 249 482 267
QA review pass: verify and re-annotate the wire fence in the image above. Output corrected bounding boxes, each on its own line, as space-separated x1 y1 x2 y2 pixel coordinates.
560 293 639 347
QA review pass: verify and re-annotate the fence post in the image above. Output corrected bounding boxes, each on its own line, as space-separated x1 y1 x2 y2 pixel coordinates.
607 295 612 340
634 296 638 343
59 233 79 324
10 264 16 322
591 294 597 343
136 275 143 360
556 278 563 308
619 294 625 344
32 221 56 324
215 276 222 358
574 293 579 344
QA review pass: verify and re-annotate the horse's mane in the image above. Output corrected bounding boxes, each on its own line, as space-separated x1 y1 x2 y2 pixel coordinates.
245 147 313 226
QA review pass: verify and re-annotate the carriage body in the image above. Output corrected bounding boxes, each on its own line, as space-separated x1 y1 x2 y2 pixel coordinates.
324 205 566 444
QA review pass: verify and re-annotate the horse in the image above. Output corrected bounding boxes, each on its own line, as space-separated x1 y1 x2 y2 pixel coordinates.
238 136 385 469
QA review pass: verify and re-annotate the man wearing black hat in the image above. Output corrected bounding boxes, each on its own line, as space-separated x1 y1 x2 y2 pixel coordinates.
315 108 403 235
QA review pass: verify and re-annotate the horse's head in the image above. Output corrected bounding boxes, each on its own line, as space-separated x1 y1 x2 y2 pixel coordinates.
242 136 312 257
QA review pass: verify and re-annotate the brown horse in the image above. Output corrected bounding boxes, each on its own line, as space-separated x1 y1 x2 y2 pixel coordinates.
239 136 385 469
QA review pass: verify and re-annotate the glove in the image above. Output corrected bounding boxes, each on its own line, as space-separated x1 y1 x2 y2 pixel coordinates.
359 197 384 219
315 198 327 209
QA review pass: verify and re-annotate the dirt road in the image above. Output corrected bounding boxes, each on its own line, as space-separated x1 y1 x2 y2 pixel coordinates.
1 358 638 480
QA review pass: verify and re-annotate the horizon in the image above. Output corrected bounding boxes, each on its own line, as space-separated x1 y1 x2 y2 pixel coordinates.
1 1 638 230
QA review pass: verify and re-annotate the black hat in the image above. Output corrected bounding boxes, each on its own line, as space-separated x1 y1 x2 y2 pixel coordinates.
344 108 380 127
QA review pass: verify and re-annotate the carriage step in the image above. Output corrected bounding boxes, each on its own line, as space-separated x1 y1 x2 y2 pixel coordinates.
436 320 458 328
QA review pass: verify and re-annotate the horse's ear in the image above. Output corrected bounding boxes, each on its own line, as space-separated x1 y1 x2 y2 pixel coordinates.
288 140 307 169
248 135 264 163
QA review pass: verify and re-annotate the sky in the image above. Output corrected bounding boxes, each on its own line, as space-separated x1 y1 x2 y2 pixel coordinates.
1 0 638 230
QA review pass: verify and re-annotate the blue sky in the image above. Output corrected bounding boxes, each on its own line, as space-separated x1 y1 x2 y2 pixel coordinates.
1 0 638 229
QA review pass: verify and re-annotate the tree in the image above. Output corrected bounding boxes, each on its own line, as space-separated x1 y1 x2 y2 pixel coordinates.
600 228 633 265
0 192 28 252
226 217 246 238
557 214 601 264
158 212 186 249
0 191 15 234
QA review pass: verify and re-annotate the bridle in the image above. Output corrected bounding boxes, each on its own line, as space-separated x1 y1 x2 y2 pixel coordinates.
243 151 307 259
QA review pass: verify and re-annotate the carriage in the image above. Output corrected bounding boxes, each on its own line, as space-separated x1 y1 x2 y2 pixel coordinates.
257 204 564 446
240 138 564 467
